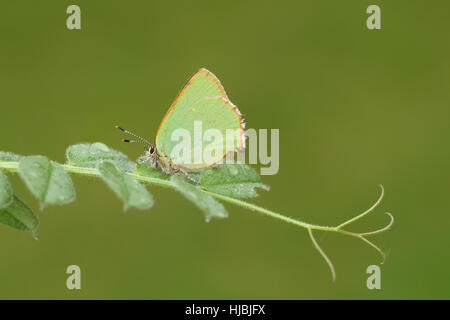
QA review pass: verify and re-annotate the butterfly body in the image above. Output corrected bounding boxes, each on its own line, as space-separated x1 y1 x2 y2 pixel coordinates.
144 146 180 175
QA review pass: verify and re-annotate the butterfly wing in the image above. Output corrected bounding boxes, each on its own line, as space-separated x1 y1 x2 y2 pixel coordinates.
155 68 227 150
155 69 245 170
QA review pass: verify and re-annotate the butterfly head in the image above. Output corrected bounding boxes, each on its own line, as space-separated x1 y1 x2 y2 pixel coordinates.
115 125 158 160
144 144 158 158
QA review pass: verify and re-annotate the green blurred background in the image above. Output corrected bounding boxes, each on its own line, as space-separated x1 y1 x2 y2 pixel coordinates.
0 0 449 299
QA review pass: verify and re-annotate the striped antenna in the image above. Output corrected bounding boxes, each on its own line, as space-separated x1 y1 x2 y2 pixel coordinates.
115 125 152 146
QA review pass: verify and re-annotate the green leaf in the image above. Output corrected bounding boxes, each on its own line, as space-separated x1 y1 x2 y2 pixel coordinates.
185 171 201 184
135 162 171 180
199 164 270 199
98 161 153 210
0 195 39 232
0 151 22 162
66 142 135 173
0 170 13 209
18 155 76 205
172 174 228 221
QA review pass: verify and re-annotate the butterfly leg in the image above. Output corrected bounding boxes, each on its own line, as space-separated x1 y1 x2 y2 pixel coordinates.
149 156 158 169
178 168 199 185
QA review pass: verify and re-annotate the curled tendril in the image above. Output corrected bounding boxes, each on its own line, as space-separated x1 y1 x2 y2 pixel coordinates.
309 185 393 282
359 212 394 237
308 228 336 282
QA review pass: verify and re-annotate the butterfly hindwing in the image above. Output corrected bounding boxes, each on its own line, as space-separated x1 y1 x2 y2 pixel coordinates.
155 69 245 170
161 96 244 170
155 68 227 151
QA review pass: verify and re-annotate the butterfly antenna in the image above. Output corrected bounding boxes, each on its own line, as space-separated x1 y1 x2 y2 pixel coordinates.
115 125 152 146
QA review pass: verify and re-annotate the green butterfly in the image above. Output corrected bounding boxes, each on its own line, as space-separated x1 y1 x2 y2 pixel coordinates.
116 68 245 182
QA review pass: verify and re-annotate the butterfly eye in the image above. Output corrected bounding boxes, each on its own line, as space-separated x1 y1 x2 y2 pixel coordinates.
149 145 155 154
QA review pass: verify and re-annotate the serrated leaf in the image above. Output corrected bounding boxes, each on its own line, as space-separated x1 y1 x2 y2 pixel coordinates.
0 151 22 162
0 195 39 232
66 142 135 173
135 162 171 180
0 170 13 209
18 155 76 205
199 164 269 199
172 175 228 221
98 161 153 210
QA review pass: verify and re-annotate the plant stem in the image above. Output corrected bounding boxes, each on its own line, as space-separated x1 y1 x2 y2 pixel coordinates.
0 160 393 281
201 189 335 231
0 161 351 232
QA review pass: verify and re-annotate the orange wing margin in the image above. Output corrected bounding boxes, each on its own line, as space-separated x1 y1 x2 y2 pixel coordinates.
154 68 228 146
